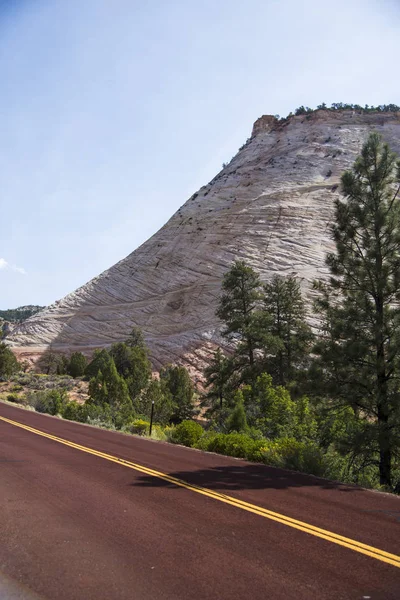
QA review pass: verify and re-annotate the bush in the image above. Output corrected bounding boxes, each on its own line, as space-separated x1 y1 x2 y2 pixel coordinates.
62 401 88 423
150 424 168 441
11 384 23 392
67 352 87 378
6 393 20 403
260 438 326 476
197 432 264 461
26 390 66 416
170 420 204 447
128 419 149 436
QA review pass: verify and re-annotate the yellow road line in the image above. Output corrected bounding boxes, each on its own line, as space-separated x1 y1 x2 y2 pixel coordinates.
1 414 400 568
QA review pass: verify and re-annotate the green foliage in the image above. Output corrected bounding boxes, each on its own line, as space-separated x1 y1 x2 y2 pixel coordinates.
0 343 19 378
126 327 146 348
37 349 65 375
26 389 67 415
62 401 88 422
203 348 231 418
226 391 248 432
216 260 264 384
262 276 313 385
160 365 195 423
88 358 133 428
110 342 151 399
260 438 326 476
6 394 20 403
291 103 400 119
244 373 295 439
196 431 264 461
85 349 112 378
67 352 87 378
313 132 400 487
170 420 204 447
128 419 150 436
0 305 44 323
139 379 175 425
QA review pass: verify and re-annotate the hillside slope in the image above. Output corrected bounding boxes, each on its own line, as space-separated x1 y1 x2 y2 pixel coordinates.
7 109 400 370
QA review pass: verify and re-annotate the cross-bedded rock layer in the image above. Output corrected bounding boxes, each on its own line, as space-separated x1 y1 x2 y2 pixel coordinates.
8 110 400 373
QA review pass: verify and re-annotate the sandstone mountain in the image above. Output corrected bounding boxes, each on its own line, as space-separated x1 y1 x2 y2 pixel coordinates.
8 109 400 375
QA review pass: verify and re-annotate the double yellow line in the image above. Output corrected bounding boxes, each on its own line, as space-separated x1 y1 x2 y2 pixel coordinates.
1 414 400 568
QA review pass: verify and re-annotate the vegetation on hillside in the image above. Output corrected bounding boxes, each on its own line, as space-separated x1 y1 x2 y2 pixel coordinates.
0 305 44 322
279 103 400 120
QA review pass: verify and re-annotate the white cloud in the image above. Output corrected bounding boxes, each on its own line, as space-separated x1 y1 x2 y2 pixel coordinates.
0 258 26 275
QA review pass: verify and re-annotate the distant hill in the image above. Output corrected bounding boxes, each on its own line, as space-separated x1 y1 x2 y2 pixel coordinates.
0 305 44 323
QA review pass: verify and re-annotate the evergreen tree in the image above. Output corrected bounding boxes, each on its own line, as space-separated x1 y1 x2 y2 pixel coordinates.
126 327 146 348
88 359 133 427
38 347 60 375
56 355 69 375
160 365 195 423
246 373 296 439
109 342 151 399
216 260 264 383
314 133 400 487
67 352 87 378
85 349 112 378
140 379 175 425
226 391 248 432
203 348 231 414
263 275 313 385
0 343 19 378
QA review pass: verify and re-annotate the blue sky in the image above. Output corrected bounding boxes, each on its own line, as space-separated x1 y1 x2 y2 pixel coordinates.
1 0 399 308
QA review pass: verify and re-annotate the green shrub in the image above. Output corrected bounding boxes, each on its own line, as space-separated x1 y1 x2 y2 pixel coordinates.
170 420 204 447
26 390 66 416
198 432 264 461
128 419 149 436
260 437 326 476
62 401 88 423
6 393 20 403
150 424 168 441
11 384 23 392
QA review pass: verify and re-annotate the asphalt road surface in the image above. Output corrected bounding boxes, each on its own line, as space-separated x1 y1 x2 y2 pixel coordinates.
1 402 399 600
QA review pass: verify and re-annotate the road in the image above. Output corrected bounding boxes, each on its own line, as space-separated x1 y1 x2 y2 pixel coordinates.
0 402 399 600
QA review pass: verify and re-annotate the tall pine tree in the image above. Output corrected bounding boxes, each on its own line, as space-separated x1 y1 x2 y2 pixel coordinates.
314 133 400 487
263 275 313 385
216 260 264 383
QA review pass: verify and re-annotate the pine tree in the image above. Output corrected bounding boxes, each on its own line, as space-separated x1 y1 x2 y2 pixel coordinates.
140 379 175 425
126 327 145 348
226 391 248 432
263 275 313 385
203 348 231 412
109 342 151 399
85 349 112 378
0 343 19 378
160 365 195 424
216 260 264 383
67 352 87 378
314 132 400 487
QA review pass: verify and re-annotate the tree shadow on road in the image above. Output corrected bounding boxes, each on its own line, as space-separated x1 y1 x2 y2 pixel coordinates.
130 462 364 493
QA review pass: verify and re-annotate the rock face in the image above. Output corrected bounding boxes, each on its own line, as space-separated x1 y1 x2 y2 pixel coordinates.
8 110 400 373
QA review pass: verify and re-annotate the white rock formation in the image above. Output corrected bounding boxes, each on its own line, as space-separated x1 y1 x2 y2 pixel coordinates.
8 110 400 374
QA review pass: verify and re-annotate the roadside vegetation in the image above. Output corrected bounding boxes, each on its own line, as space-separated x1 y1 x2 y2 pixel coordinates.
1 133 400 493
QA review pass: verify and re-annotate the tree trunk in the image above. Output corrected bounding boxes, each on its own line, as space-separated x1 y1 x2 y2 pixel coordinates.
377 405 391 486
